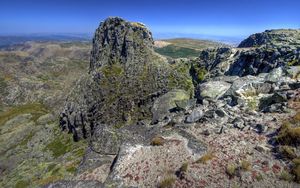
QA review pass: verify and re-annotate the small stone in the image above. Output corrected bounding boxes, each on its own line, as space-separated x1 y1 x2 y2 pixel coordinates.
255 124 267 134
233 118 245 129
175 98 197 111
255 145 271 153
202 129 210 136
185 108 203 123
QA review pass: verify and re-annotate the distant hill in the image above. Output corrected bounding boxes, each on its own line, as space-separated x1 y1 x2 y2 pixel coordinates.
154 38 229 58
0 34 91 48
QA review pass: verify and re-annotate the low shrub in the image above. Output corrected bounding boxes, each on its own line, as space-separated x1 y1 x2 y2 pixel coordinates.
150 136 165 146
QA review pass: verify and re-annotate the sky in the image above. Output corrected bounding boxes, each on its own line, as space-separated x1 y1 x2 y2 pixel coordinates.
1 0 300 39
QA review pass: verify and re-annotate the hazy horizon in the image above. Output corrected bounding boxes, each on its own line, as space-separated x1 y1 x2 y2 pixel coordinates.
1 0 300 39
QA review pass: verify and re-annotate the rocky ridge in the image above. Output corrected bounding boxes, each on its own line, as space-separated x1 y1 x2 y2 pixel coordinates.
49 18 300 187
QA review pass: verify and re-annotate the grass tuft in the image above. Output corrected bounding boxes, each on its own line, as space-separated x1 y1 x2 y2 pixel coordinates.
150 136 165 146
158 176 176 188
196 152 214 164
241 160 251 171
226 164 237 178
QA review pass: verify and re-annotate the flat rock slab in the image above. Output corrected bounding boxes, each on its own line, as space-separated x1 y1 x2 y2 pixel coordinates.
198 81 231 100
107 134 205 187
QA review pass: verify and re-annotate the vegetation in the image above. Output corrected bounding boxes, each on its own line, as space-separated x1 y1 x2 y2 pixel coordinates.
0 76 8 95
150 136 165 146
226 164 237 178
279 145 297 159
196 152 214 164
247 98 259 111
292 158 300 183
155 38 227 58
277 112 300 146
45 139 70 158
158 176 176 188
280 170 294 182
168 60 194 97
275 111 300 183
287 59 299 66
101 63 124 77
240 160 251 171
196 67 207 81
190 59 208 84
179 162 189 172
162 38 225 50
155 44 200 58
0 103 48 126
255 173 264 181
15 180 30 188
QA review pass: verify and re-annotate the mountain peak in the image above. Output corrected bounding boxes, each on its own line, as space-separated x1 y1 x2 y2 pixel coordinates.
90 17 154 71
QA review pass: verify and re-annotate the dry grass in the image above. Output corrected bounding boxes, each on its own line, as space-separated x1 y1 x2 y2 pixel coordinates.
179 162 189 172
292 158 300 183
240 160 251 171
226 164 237 178
196 151 214 164
279 145 297 159
150 136 165 146
158 176 176 188
280 170 294 182
277 112 300 146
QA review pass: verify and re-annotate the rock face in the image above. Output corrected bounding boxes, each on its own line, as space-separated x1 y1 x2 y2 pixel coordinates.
193 33 300 78
238 29 300 48
60 17 194 141
89 17 154 70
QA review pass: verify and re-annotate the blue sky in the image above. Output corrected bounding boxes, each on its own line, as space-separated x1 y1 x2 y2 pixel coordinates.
1 0 300 39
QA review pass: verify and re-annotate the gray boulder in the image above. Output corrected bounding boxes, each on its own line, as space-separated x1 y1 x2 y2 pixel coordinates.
197 81 231 100
89 125 122 155
185 107 204 123
151 89 190 123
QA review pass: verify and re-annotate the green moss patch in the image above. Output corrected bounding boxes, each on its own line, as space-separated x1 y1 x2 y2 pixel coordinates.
44 136 71 158
15 180 30 188
101 63 124 77
0 76 8 95
0 103 48 126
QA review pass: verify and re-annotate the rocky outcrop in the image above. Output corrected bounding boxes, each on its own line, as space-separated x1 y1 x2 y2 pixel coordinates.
238 29 300 48
60 17 194 141
193 32 300 78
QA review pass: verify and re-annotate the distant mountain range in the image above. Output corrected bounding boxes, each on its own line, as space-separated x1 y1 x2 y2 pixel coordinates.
153 32 244 46
0 32 243 48
0 34 92 48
